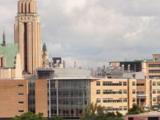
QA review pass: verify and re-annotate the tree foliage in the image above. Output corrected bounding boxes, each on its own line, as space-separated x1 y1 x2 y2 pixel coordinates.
128 104 144 115
49 116 63 120
13 112 46 120
81 103 123 120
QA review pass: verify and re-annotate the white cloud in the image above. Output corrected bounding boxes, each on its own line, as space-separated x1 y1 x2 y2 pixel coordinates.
1 0 160 67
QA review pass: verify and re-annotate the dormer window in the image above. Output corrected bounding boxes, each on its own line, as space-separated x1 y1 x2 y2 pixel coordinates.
0 57 4 68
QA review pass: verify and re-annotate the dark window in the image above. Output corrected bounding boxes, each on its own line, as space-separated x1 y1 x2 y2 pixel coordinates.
96 90 101 94
153 90 156 94
128 117 134 120
18 84 24 87
133 98 136 102
18 93 24 95
24 23 28 73
153 82 156 86
0 57 4 67
132 82 136 86
123 82 127 86
18 110 24 112
123 90 127 94
18 101 24 104
96 99 101 103
132 90 136 94
148 117 158 120
96 81 100 86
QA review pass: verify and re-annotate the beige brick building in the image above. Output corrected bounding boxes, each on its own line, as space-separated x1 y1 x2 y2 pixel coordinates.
0 80 28 118
35 80 48 117
90 78 160 115
91 78 135 115
143 54 160 79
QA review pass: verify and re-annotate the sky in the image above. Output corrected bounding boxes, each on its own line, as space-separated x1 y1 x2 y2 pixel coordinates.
1 0 160 68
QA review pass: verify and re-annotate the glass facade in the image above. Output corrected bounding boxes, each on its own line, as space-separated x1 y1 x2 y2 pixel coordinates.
48 79 90 120
28 80 35 113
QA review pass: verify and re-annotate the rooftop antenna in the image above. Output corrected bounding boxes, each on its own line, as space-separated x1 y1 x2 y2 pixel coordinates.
74 61 77 68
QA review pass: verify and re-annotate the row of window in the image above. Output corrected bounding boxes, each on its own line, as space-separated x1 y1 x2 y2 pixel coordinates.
17 84 25 113
50 109 83 116
96 81 127 86
152 82 160 86
149 70 160 74
152 90 160 94
106 107 128 111
97 98 128 103
148 64 160 68
96 90 127 94
132 90 145 94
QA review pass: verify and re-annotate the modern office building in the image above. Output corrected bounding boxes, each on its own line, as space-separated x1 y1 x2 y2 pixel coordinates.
32 68 92 120
47 68 91 119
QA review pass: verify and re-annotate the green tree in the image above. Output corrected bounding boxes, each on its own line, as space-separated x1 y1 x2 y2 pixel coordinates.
128 104 144 115
49 116 63 120
81 103 123 120
13 112 46 120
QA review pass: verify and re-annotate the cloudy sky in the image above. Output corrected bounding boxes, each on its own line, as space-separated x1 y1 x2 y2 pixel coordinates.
0 0 160 68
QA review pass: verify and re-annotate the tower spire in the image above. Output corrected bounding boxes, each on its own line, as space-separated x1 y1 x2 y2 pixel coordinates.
2 30 6 46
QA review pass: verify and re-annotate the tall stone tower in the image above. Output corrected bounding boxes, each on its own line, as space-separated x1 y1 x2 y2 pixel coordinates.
14 0 42 74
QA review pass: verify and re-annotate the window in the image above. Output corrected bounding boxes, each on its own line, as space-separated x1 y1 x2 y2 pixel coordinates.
96 98 101 103
153 90 156 94
153 82 156 86
137 83 145 86
123 82 127 86
149 64 160 68
96 81 100 86
149 70 160 74
103 99 123 103
157 82 160 86
148 117 159 120
123 90 127 94
18 101 24 104
103 90 122 94
103 81 122 86
153 98 156 102
18 84 24 87
96 90 101 94
132 90 136 94
128 117 134 120
157 90 160 94
18 110 24 113
133 98 136 102
132 82 136 86
18 93 24 95
0 57 4 67
123 98 128 102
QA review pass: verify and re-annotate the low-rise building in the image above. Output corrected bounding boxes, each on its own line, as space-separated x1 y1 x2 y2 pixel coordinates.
0 79 28 119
